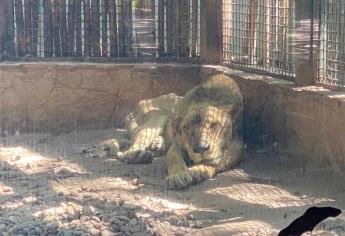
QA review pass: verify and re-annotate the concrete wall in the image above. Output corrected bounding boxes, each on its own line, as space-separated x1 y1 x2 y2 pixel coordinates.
1 62 345 166
202 65 345 166
0 63 200 134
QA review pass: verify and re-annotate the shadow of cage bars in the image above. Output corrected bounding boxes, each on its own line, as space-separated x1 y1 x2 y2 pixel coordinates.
9 0 200 61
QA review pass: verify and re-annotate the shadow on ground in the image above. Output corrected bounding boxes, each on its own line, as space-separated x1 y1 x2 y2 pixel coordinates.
0 128 344 236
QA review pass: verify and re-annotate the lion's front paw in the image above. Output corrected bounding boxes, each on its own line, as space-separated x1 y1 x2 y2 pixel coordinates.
166 171 193 190
189 169 207 184
119 149 154 164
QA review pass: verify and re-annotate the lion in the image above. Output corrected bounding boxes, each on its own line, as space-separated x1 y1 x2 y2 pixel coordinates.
118 74 243 190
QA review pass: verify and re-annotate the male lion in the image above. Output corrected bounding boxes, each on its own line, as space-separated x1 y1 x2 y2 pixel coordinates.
119 74 243 190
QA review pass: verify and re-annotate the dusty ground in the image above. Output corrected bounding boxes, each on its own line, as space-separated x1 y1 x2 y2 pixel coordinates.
0 128 345 236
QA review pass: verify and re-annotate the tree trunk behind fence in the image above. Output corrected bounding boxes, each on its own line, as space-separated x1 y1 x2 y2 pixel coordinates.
152 0 156 57
119 0 132 57
101 0 108 57
173 0 180 57
151 0 155 18
158 0 165 57
53 0 62 57
166 0 174 56
0 2 4 59
84 0 92 57
60 0 68 57
15 0 25 57
68 0 76 56
109 0 118 57
4 0 14 59
118 1 124 56
24 0 32 55
126 0 133 57
31 0 39 56
179 0 190 57
91 0 101 56
43 0 53 57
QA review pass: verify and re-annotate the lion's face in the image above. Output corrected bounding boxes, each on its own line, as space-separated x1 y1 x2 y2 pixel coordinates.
176 103 232 165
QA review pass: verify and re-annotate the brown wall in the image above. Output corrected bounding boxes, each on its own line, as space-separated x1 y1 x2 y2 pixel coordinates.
0 63 200 133
202 65 345 166
1 62 345 166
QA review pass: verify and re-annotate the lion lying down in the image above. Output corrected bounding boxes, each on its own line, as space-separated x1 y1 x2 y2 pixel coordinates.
109 74 243 190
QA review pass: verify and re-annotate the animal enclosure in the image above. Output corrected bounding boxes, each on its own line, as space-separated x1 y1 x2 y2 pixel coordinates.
0 0 345 236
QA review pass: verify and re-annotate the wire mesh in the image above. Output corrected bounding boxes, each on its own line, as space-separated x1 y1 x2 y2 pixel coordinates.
318 0 345 87
10 0 200 60
222 0 296 77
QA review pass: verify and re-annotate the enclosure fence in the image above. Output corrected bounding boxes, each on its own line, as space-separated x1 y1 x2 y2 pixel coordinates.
222 0 296 78
318 0 345 88
9 0 200 60
5 0 345 89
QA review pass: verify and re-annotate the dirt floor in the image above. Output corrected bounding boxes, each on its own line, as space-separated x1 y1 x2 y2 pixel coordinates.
0 128 345 236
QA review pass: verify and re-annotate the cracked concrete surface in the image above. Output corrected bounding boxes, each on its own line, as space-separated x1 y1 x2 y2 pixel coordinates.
0 63 201 134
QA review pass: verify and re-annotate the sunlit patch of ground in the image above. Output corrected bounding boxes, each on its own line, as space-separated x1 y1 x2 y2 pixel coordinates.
206 183 333 208
140 195 196 213
301 231 338 236
50 176 140 196
189 220 276 236
0 181 14 195
0 146 85 175
217 168 251 181
33 202 82 219
1 200 23 210
0 196 38 211
51 176 196 214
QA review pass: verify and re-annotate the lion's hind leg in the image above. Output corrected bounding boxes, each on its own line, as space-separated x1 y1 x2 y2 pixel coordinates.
119 149 154 164
120 113 168 164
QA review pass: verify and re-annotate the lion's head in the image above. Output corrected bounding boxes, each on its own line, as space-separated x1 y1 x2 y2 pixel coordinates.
173 74 243 169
